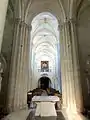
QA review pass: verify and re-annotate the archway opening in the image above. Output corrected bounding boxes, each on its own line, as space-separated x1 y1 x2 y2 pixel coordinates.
38 77 51 90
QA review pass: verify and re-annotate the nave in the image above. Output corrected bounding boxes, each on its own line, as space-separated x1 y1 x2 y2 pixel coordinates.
0 0 90 120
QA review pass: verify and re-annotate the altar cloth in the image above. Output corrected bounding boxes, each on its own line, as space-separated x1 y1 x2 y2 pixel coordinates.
32 96 59 117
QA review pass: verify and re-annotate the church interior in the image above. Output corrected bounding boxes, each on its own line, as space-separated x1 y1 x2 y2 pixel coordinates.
0 0 90 120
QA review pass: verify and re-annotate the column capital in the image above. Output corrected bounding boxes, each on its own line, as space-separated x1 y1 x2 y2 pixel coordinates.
59 20 69 31
60 18 77 31
14 18 21 24
69 18 76 23
58 24 60 31
28 25 32 31
14 18 31 30
63 18 76 25
68 18 77 26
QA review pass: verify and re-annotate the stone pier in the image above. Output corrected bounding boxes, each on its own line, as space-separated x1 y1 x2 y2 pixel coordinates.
60 19 83 113
7 19 30 112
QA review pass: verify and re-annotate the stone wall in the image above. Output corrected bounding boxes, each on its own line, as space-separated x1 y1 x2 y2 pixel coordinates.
77 1 90 108
0 0 14 110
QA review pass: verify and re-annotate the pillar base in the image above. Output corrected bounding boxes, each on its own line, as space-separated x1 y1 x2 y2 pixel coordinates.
6 104 28 113
62 109 88 120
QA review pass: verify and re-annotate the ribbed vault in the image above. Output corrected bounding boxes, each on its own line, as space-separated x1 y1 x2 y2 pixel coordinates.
31 12 60 90
31 13 58 61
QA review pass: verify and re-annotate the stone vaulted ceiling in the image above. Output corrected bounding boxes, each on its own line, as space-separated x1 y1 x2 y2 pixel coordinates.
31 12 58 64
10 0 84 24
9 0 90 68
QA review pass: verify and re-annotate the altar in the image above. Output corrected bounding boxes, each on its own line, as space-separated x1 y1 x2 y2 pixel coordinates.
32 96 59 117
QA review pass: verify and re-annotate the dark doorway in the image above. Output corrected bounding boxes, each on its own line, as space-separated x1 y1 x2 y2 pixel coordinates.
38 77 51 90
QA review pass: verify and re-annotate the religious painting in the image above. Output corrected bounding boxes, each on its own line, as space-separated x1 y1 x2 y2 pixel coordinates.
41 61 49 72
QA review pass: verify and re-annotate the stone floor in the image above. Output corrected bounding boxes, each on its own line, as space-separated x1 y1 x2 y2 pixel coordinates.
2 109 31 120
2 109 65 120
26 110 65 120
2 109 89 120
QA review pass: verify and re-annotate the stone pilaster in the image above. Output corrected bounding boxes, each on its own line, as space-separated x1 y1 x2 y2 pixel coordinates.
7 19 30 112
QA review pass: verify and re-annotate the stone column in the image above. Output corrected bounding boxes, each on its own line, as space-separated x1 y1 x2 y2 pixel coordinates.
0 0 9 52
27 26 32 92
59 23 67 109
69 19 83 112
64 20 76 112
60 19 83 113
22 24 31 107
60 20 78 113
7 18 30 112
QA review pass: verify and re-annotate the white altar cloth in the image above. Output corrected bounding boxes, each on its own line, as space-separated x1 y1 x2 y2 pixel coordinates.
32 96 59 102
32 96 59 117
